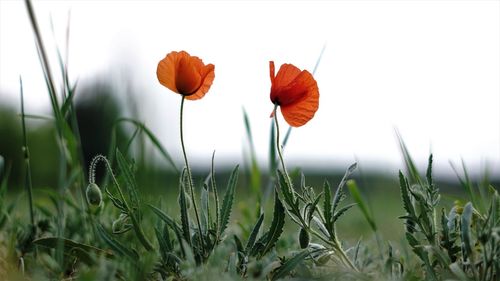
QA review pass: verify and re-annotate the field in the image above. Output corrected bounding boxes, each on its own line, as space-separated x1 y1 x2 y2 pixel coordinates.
1 1 499 280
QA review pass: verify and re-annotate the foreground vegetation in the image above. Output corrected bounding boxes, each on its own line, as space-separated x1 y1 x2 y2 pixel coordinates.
0 1 498 280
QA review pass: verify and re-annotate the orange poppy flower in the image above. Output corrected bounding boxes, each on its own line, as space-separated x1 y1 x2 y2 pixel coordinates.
269 61 319 127
157 51 215 100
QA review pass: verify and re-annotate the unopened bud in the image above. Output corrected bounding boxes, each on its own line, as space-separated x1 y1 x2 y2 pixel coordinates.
86 183 102 206
299 228 310 249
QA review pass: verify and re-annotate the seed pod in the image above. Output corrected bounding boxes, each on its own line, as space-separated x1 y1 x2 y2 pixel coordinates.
299 228 310 249
86 183 102 206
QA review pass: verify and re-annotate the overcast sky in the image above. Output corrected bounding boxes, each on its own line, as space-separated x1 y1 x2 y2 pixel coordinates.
1 0 499 178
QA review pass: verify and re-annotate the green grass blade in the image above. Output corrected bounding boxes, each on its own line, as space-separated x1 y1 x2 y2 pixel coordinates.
312 43 327 75
450 161 481 212
114 118 179 173
219 165 239 237
20 77 35 228
395 130 422 185
347 179 377 232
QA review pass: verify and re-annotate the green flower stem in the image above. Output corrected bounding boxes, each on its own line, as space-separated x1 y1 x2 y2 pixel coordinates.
273 104 292 188
180 96 205 249
273 104 357 272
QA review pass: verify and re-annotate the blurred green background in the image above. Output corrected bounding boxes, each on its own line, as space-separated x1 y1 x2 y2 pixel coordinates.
1 78 496 243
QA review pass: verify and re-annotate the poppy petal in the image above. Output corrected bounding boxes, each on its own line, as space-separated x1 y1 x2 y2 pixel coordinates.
270 63 302 104
278 70 317 106
157 51 181 94
175 55 202 95
185 64 215 100
269 61 275 83
280 82 319 127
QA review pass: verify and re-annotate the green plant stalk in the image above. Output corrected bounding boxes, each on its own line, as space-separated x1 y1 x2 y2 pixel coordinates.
180 96 205 250
272 104 357 272
20 78 35 230
25 0 68 266
90 156 153 251
273 104 292 189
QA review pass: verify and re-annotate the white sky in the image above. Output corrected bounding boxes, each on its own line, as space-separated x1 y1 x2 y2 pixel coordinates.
1 0 499 177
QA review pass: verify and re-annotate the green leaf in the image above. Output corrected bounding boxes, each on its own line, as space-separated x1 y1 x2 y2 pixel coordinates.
149 204 181 236
271 250 310 281
426 154 433 187
460 202 474 260
277 170 295 208
332 163 357 214
260 193 285 257
148 204 186 258
347 179 377 231
234 235 244 254
155 225 171 260
323 181 332 231
331 203 356 224
244 213 264 255
201 183 210 234
96 224 138 261
219 165 239 236
243 108 261 197
399 171 414 217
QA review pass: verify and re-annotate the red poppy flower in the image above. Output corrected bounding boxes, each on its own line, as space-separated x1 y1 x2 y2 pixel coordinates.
269 61 319 127
157 51 215 100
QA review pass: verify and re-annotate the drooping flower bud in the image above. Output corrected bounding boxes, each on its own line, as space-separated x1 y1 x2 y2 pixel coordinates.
86 183 102 206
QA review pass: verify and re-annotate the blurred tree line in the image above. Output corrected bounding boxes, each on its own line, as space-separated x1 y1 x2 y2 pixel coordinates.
0 80 128 190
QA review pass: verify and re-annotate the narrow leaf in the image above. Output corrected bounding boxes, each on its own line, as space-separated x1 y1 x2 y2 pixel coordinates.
96 224 138 260
260 193 285 257
219 165 239 236
244 213 264 255
271 250 310 281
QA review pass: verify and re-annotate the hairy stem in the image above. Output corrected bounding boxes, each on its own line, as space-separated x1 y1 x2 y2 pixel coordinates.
180 96 205 251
